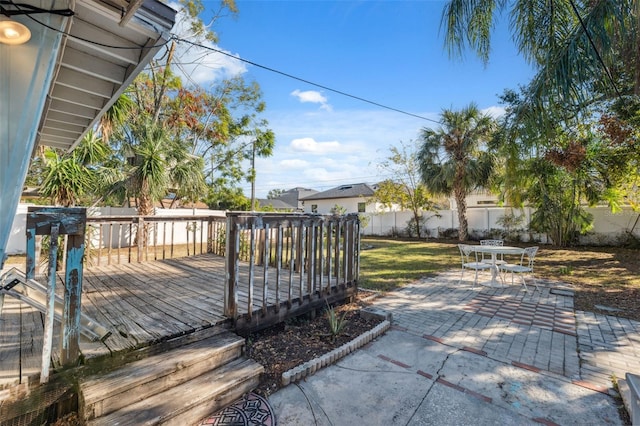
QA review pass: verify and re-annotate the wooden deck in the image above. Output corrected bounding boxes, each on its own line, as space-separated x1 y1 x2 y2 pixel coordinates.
0 252 354 389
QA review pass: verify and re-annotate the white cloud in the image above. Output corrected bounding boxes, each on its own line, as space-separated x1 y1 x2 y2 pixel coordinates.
291 90 332 111
243 105 504 197
302 167 353 182
482 106 506 119
290 138 345 155
167 2 247 86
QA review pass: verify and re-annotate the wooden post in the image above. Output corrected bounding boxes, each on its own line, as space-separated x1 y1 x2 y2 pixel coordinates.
274 224 283 312
224 214 238 319
136 217 144 263
326 221 333 293
207 217 213 253
306 219 315 295
346 217 355 283
41 223 59 383
247 218 256 320
26 223 37 280
61 230 85 366
262 223 270 316
26 207 87 379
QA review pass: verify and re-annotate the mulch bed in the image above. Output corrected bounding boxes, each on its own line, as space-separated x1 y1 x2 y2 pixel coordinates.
245 301 384 396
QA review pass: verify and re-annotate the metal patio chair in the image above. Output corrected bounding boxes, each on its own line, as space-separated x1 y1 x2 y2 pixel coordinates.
458 244 492 288
499 246 540 292
479 239 506 265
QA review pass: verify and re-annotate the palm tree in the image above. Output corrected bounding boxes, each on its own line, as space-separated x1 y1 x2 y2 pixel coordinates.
39 130 112 206
121 119 206 216
418 104 495 241
441 1 638 114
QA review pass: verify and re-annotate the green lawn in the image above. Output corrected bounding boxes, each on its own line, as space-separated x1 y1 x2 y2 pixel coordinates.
359 237 459 292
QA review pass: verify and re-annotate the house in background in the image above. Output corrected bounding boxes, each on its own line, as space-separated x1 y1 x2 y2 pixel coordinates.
300 183 381 214
449 189 500 210
256 198 297 212
258 187 317 212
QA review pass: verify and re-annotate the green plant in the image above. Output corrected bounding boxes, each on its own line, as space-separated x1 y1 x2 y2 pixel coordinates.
325 301 348 342
558 265 573 276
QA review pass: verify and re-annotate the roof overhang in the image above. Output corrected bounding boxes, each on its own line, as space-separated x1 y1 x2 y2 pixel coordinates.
30 0 176 152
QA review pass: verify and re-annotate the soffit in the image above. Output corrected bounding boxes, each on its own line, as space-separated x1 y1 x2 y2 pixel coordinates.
36 0 175 152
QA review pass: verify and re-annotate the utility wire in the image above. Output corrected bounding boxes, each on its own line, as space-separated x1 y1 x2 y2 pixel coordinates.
568 0 623 99
15 0 440 125
171 35 441 125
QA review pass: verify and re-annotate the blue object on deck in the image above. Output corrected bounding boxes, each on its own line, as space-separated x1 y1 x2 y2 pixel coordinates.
0 11 68 269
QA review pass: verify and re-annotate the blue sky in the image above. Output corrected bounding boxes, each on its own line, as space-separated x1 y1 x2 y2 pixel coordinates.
172 1 536 198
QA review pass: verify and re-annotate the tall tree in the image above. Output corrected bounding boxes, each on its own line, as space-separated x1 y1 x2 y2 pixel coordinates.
267 189 286 199
374 141 442 238
418 104 496 241
97 0 275 213
492 88 636 246
115 118 206 216
441 0 639 113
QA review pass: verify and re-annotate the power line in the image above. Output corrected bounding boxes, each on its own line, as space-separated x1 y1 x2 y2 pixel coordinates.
171 35 441 125
16 3 440 125
568 0 623 99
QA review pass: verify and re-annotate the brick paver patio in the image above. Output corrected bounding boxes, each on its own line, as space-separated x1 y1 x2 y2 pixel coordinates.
369 269 640 392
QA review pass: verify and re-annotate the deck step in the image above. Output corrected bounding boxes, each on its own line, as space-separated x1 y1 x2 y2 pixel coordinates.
80 330 263 424
86 357 263 426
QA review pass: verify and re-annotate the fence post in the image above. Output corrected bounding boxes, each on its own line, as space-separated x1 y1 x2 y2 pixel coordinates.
207 217 213 253
224 214 238 319
136 217 144 263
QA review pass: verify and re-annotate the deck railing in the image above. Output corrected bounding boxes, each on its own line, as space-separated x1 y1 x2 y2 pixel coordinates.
12 211 359 377
84 215 227 266
225 212 360 330
84 212 361 330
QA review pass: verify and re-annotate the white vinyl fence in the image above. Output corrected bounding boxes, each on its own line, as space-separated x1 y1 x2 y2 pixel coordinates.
361 206 640 245
6 204 640 255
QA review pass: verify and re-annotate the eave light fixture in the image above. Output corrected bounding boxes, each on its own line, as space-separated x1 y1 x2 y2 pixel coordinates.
0 17 30 44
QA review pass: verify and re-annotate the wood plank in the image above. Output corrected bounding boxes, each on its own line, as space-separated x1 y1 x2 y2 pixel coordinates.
87 264 204 336
80 271 143 353
124 260 226 315
0 298 28 387
0 249 354 388
80 269 172 341
100 263 221 327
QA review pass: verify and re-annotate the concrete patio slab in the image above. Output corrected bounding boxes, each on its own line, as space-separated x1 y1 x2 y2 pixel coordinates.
269 270 635 425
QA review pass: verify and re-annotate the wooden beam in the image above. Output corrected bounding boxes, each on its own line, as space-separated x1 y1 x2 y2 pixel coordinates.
120 0 145 27
68 19 141 65
55 68 115 99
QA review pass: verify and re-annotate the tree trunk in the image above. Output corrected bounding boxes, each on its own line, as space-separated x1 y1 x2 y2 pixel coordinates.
410 206 422 238
138 196 153 216
455 187 468 241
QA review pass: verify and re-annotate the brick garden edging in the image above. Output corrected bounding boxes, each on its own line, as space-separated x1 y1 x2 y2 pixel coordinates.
280 318 391 386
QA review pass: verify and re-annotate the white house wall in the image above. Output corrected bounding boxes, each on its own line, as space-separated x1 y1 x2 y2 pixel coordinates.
302 197 379 214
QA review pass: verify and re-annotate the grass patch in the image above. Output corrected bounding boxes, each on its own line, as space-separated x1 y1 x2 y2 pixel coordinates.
359 237 459 292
